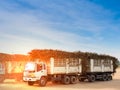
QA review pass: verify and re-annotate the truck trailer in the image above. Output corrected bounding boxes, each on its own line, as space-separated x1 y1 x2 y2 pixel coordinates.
23 55 118 87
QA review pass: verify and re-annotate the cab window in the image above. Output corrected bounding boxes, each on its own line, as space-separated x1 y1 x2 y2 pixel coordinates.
37 64 42 71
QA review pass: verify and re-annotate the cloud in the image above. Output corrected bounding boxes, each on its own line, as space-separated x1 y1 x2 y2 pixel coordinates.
0 8 95 45
0 0 120 59
0 9 98 55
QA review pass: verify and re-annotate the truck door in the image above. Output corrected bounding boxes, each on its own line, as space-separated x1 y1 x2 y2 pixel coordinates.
36 63 47 77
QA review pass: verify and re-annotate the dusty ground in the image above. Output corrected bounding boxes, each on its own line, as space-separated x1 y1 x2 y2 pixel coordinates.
0 68 120 90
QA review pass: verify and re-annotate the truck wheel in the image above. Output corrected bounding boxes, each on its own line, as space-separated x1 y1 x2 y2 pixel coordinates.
102 74 107 81
88 75 96 82
39 77 47 87
28 81 34 85
70 76 77 84
107 76 112 81
62 76 70 85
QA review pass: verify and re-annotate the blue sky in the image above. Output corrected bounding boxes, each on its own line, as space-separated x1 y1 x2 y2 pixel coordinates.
0 0 120 59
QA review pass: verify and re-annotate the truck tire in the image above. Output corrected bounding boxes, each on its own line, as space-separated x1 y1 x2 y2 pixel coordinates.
70 76 77 84
107 75 112 81
62 76 70 85
28 81 34 85
88 75 96 82
102 74 107 81
39 77 47 87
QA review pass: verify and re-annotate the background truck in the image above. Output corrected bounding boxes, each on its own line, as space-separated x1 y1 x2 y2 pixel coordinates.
23 50 118 86
0 53 28 83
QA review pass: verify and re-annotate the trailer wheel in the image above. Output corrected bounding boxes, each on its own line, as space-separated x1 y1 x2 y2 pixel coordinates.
102 74 107 81
88 75 96 82
39 77 47 87
107 75 112 81
70 76 77 84
28 81 34 85
62 76 70 85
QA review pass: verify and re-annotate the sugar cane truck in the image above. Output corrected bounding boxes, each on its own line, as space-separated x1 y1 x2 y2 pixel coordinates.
23 49 118 87
0 53 28 83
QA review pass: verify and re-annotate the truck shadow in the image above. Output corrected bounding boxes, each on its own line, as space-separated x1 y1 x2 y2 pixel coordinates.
43 79 120 90
1 79 120 90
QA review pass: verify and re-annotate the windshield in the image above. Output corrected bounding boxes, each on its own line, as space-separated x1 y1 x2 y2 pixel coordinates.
24 62 35 71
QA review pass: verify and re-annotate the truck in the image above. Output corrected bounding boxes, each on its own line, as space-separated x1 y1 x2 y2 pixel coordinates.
23 53 118 87
0 53 28 83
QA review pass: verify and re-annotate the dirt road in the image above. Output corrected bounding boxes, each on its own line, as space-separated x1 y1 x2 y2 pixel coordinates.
0 68 120 90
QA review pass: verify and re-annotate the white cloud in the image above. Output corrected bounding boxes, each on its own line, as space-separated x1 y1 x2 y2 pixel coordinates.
0 9 95 45
0 0 120 60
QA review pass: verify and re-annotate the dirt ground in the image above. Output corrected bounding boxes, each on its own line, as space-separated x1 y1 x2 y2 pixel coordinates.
0 68 120 90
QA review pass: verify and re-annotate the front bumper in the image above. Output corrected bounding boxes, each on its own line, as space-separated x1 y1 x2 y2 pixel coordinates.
23 77 38 82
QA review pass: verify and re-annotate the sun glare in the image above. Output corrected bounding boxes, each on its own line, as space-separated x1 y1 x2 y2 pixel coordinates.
25 62 35 71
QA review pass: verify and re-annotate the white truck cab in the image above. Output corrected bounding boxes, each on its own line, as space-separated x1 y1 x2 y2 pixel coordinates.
23 62 47 86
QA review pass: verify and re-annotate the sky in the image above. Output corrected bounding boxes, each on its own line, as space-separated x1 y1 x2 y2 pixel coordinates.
0 0 120 59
